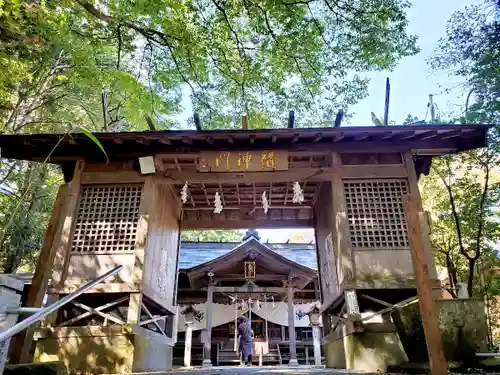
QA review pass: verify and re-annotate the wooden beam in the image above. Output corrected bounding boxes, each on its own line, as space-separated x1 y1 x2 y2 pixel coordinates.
242 112 248 129
216 274 290 281
340 165 407 179
81 171 145 184
403 195 448 375
194 112 202 131
438 129 462 140
313 133 323 143
181 218 313 229
214 286 287 293
383 77 390 126
288 110 295 128
158 137 172 145
51 161 85 288
334 109 343 128
164 168 336 184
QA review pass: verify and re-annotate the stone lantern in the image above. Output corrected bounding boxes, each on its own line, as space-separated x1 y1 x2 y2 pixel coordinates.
307 305 322 367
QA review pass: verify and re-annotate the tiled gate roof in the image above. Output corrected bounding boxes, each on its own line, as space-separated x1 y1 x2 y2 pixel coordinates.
179 241 318 271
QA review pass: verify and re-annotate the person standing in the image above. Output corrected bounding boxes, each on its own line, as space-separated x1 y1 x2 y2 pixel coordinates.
237 316 253 366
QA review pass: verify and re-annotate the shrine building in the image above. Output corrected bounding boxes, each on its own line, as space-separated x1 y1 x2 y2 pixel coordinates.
174 230 322 367
0 123 491 375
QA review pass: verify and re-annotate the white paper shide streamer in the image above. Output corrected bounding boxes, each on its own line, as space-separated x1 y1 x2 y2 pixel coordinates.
292 182 304 204
213 191 223 214
181 182 188 204
262 191 269 213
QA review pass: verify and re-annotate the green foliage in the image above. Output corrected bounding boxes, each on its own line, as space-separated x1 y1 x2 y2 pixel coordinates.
430 1 499 124
0 162 61 272
67 0 419 128
0 0 420 272
181 230 244 242
420 153 500 297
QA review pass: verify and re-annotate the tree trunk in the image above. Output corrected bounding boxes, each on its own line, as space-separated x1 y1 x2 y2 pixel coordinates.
3 252 20 274
446 253 458 298
467 259 476 298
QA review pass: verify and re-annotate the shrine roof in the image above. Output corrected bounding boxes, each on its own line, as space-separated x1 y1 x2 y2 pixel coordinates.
179 241 317 271
0 123 491 163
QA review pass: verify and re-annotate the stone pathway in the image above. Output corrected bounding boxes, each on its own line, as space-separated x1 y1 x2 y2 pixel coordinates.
110 366 381 375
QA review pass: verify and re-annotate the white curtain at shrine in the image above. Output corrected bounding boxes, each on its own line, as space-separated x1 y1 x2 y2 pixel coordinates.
177 301 321 331
177 303 248 332
250 301 322 327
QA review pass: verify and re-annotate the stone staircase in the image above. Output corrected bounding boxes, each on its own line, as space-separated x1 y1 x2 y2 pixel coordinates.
217 344 282 366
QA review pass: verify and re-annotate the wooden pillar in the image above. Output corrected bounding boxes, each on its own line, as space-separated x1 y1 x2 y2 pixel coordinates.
184 322 194 367
51 160 85 289
287 285 298 366
14 161 84 363
331 152 354 283
312 325 322 367
403 151 438 282
10 185 66 363
403 195 448 375
202 284 214 367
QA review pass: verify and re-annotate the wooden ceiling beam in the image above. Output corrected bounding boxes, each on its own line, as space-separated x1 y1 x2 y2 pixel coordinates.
439 129 462 140
164 168 335 184
181 218 313 229
201 183 210 206
158 138 172 145
218 182 226 205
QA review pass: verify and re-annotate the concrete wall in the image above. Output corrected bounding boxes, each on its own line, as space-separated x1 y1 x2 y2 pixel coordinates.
34 325 173 374
0 275 24 374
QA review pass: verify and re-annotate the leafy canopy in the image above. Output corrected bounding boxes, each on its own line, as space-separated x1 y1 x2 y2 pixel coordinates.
68 0 419 128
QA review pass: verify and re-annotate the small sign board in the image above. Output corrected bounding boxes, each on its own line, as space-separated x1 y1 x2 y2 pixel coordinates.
198 150 288 172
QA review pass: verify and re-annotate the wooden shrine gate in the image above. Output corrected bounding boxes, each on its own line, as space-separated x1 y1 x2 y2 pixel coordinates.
0 124 490 375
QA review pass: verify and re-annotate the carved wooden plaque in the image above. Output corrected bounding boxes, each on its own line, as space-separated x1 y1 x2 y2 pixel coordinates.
198 150 288 172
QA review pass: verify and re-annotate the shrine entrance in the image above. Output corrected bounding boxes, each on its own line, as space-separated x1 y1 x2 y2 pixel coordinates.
174 232 320 367
0 124 489 375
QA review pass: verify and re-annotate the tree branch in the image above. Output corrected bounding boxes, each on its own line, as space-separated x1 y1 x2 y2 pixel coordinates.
440 161 470 261
473 162 489 261
73 0 180 44
116 24 122 69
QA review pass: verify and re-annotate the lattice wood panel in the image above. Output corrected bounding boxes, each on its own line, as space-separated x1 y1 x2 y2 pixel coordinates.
72 185 143 253
344 180 410 250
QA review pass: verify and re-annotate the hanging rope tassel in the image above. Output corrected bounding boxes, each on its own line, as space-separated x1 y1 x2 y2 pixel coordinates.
213 191 223 213
262 191 270 213
292 181 304 204
181 181 188 203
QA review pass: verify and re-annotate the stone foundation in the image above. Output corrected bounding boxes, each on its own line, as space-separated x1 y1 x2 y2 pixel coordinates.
34 325 174 374
343 331 407 371
393 299 488 363
324 323 407 372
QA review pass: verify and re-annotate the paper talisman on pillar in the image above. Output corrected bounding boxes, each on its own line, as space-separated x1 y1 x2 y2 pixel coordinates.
322 232 337 297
